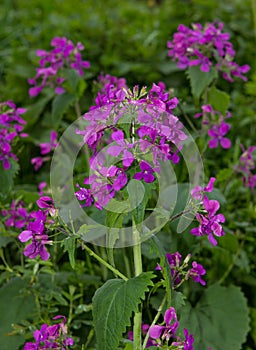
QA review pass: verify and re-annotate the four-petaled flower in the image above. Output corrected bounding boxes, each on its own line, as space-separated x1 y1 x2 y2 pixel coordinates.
191 196 225 246
134 161 159 183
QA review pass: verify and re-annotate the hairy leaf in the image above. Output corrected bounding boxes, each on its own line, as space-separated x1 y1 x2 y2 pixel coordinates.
92 272 155 350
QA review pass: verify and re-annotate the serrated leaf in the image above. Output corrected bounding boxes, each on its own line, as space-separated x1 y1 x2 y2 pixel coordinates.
62 236 76 269
187 66 218 99
208 86 230 114
92 272 155 350
51 92 77 126
179 284 250 349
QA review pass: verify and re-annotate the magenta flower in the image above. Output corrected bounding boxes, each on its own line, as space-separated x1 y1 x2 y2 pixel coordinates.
208 122 231 149
167 22 250 82
107 130 135 167
24 315 74 349
31 130 58 171
191 196 225 246
191 177 216 200
0 101 28 169
149 307 179 341
157 252 207 288
188 261 206 286
40 130 58 155
76 82 186 210
134 161 158 183
28 37 90 97
18 210 52 260
2 200 30 229
172 328 195 350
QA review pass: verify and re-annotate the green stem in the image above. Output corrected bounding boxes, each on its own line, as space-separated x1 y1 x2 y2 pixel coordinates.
83 244 128 281
133 222 143 350
142 294 167 349
177 102 197 133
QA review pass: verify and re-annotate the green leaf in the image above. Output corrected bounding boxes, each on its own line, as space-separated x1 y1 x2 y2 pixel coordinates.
187 66 218 99
51 92 77 126
179 284 250 349
0 160 19 197
208 86 230 114
92 272 155 350
24 92 54 127
0 278 36 350
62 236 76 269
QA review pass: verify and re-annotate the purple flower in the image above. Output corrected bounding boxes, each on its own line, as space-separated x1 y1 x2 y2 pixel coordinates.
167 22 250 82
188 261 206 286
208 122 231 149
149 307 179 341
0 101 28 169
134 161 158 183
191 177 216 200
18 210 52 260
31 130 58 171
172 328 195 350
107 130 134 167
40 130 58 155
24 315 74 349
28 37 90 97
2 200 30 229
191 196 225 246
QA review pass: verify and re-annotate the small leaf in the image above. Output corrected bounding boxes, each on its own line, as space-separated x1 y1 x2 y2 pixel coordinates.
179 284 250 350
187 66 218 99
92 272 155 350
62 236 76 269
208 86 230 114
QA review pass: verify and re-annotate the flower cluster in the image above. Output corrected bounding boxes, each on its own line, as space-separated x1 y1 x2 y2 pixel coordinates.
18 196 55 260
76 82 186 210
31 130 58 171
190 177 225 246
149 307 194 349
194 104 231 149
167 22 250 82
91 73 128 110
2 200 31 229
24 315 74 350
0 101 28 169
28 37 90 97
156 251 206 288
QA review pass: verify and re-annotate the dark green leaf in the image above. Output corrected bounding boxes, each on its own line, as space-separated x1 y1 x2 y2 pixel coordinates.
0 160 19 197
92 272 155 350
187 66 218 99
179 284 250 349
0 278 36 350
